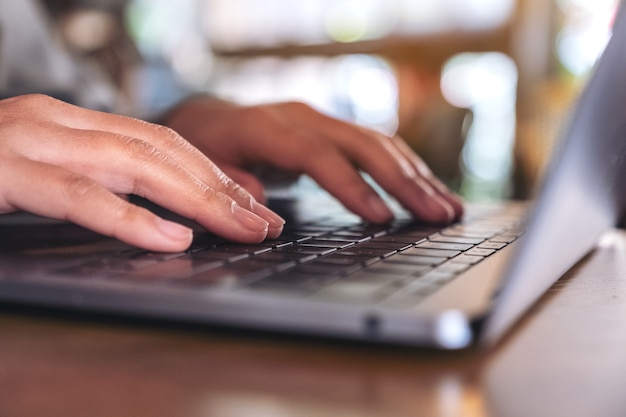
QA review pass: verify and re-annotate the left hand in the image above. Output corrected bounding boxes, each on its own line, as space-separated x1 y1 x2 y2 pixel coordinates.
163 97 464 225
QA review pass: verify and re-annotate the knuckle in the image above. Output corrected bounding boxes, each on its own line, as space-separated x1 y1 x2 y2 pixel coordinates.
0 94 57 124
16 93 57 108
62 173 100 201
282 101 313 113
141 123 198 157
153 124 183 144
111 200 138 224
123 137 160 162
223 178 254 205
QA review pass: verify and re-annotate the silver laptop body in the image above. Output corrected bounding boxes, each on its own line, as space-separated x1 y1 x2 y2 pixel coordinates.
1 3 626 350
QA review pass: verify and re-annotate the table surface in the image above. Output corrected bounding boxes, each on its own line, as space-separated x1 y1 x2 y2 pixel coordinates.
3 230 626 417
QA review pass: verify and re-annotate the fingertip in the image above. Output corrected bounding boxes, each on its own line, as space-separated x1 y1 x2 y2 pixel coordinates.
155 217 194 242
251 201 285 238
231 202 269 234
153 217 194 251
411 196 456 225
365 194 394 224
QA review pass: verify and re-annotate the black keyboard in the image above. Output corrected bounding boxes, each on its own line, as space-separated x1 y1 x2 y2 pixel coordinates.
66 204 524 307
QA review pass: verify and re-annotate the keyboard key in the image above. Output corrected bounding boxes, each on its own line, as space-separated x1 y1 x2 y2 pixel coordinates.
193 250 250 263
465 248 497 257
416 241 474 251
275 245 336 256
429 235 485 245
297 240 355 249
251 251 315 264
355 241 413 251
385 254 447 266
313 235 367 243
478 241 507 250
313 254 370 266
400 247 461 258
335 247 397 258
214 244 273 255
369 235 426 245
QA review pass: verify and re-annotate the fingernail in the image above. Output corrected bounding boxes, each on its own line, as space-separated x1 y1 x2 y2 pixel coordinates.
441 200 456 223
367 194 393 222
232 202 269 233
155 218 193 242
252 201 286 229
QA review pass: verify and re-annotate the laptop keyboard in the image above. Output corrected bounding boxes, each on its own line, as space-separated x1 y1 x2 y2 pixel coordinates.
68 204 525 308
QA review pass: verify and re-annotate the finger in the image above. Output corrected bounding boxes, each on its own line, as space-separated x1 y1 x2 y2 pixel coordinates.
21 126 273 243
217 163 267 203
318 126 456 223
391 136 464 220
1 158 193 252
270 104 457 223
20 95 284 231
285 137 395 223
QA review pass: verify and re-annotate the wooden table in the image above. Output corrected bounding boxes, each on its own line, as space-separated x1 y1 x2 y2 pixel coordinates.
3 230 626 417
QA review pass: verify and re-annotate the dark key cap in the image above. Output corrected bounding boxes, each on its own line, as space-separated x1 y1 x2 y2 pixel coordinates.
192 250 250 263
416 241 474 251
386 255 447 266
429 235 485 245
213 244 273 255
275 245 336 256
297 239 355 249
335 247 397 258
251 251 315 264
369 235 426 245
355 241 413 251
400 247 461 258
312 254 368 266
313 235 364 243
187 234 226 253
346 224 389 238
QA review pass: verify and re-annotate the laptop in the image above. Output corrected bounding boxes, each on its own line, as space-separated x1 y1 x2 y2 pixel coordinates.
2 4 626 350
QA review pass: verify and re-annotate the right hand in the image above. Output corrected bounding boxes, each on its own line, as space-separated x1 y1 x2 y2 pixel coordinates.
0 94 285 252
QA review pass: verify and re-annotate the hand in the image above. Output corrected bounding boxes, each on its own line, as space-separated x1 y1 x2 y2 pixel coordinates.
0 94 285 252
163 98 464 224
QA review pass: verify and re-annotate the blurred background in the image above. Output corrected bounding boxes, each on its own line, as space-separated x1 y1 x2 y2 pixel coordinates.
43 0 619 202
